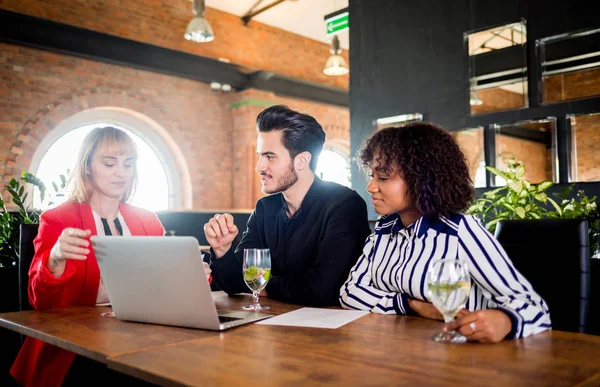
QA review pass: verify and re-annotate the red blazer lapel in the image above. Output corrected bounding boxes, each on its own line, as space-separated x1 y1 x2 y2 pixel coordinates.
76 202 98 235
119 203 149 236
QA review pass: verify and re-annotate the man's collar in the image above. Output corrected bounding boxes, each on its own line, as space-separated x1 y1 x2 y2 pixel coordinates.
279 175 323 217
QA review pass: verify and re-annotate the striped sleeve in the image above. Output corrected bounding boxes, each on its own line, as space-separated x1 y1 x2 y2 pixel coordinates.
457 215 551 338
339 234 415 315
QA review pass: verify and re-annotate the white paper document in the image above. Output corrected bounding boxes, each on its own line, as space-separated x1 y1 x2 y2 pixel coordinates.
256 307 369 329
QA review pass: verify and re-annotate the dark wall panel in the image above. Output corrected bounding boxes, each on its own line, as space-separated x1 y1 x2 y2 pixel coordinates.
350 0 599 219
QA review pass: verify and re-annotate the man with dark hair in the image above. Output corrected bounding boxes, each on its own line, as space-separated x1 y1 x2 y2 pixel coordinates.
204 105 370 306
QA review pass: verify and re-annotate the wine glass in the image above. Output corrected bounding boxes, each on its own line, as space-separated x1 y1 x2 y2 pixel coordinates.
242 248 271 311
426 259 471 343
592 230 600 259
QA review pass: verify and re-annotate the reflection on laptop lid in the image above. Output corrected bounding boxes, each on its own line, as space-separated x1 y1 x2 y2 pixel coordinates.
91 236 271 330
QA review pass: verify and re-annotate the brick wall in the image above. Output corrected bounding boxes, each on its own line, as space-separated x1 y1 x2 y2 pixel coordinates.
0 43 234 208
0 43 349 210
451 129 484 182
544 67 600 182
475 75 600 183
471 88 525 115
0 0 348 91
571 113 600 182
544 67 600 103
496 135 551 184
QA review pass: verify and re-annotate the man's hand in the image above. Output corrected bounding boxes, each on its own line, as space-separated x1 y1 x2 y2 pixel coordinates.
203 214 239 258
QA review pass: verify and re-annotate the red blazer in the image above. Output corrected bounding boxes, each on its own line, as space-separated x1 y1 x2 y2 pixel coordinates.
11 201 165 387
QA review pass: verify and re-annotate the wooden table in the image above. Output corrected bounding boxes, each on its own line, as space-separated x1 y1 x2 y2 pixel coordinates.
0 293 296 363
2 293 600 386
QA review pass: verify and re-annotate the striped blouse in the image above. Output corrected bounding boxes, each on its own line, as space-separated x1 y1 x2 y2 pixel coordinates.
339 213 551 339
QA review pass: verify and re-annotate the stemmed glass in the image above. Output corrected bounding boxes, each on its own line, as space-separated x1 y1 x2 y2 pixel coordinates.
592 228 600 259
426 259 471 343
242 248 271 311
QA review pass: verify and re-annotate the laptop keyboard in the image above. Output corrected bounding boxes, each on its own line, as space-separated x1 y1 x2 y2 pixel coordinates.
218 315 244 324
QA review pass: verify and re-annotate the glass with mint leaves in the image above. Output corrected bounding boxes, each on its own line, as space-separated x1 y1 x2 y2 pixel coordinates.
242 248 271 311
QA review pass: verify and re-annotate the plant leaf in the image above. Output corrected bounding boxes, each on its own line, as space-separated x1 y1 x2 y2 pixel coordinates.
547 198 563 216
483 187 504 199
485 166 510 182
501 202 516 212
52 182 59 193
6 187 20 201
508 181 523 194
485 218 502 230
515 165 526 179
534 192 548 203
554 184 575 200
515 207 526 219
537 181 553 192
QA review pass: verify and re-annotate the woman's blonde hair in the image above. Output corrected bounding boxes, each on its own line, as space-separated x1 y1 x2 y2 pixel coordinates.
69 126 138 203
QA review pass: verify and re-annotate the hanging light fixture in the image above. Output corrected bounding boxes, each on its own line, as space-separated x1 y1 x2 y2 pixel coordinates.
323 35 349 76
184 0 214 43
469 79 483 106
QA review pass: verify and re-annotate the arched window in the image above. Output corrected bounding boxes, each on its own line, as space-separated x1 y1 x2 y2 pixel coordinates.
316 149 351 187
29 107 192 211
34 124 170 211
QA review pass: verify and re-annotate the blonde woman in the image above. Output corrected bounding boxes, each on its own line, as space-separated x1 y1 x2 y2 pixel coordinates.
11 127 184 386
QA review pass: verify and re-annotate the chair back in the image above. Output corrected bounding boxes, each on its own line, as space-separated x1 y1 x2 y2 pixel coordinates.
19 223 39 311
495 219 590 333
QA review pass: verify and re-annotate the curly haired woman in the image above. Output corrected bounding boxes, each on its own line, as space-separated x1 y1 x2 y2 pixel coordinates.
339 123 550 343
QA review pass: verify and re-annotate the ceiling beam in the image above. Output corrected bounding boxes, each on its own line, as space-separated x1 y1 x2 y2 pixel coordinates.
249 71 348 106
241 0 287 26
0 10 248 89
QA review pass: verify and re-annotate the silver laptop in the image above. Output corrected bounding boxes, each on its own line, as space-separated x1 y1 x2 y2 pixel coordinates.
91 236 271 330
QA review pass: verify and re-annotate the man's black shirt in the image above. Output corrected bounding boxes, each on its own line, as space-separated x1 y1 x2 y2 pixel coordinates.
210 177 370 306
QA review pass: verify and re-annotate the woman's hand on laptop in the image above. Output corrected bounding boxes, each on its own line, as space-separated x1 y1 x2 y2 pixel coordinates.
204 213 239 258
203 262 212 280
48 228 92 278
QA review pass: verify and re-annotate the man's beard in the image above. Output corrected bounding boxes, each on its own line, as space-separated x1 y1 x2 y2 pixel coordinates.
263 162 298 194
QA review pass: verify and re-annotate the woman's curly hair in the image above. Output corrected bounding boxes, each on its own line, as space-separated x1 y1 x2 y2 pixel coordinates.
359 122 474 220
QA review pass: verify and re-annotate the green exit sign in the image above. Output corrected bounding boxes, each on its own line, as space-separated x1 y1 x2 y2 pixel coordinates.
325 11 349 36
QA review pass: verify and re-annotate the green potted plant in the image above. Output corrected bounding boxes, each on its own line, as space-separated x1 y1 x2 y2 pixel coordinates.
0 171 67 313
467 159 599 254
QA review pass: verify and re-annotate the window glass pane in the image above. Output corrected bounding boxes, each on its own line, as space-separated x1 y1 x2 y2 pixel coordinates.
34 124 170 211
451 127 486 188
494 118 557 185
569 112 600 182
541 28 600 103
316 149 351 187
467 21 528 115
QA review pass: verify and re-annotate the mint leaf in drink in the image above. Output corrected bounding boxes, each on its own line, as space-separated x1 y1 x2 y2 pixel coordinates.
243 266 260 281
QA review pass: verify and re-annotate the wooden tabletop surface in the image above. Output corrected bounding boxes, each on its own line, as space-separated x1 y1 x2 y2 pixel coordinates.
2 292 600 386
107 294 600 386
0 293 274 362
